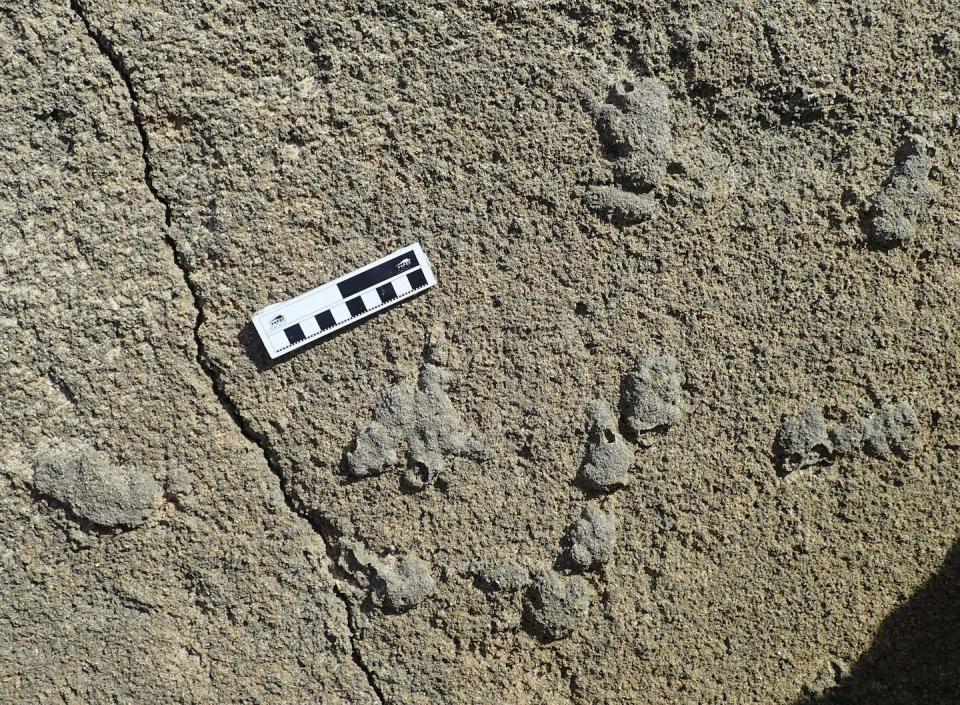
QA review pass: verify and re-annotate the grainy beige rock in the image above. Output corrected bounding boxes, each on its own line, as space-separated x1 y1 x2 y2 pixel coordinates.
32 443 158 529
580 400 634 491
3 0 959 703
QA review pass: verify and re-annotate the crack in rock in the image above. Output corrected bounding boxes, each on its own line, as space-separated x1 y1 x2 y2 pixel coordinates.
68 3 383 701
69 0 171 227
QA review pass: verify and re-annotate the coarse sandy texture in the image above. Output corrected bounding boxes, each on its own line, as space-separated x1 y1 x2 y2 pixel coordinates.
1 3 376 702
2 1 959 704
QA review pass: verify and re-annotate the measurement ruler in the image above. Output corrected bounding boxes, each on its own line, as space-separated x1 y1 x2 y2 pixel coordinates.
251 242 436 359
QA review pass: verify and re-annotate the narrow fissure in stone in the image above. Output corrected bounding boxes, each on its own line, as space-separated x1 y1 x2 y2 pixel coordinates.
67 3 383 701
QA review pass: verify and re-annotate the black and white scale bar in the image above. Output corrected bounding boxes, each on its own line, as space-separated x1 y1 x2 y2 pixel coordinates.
251 242 436 359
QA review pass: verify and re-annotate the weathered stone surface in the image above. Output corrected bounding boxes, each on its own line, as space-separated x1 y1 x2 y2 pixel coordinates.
0 5 375 702
564 505 616 572
3 0 959 703
777 403 921 471
583 185 656 225
32 443 158 528
341 541 438 613
580 400 634 491
345 361 488 490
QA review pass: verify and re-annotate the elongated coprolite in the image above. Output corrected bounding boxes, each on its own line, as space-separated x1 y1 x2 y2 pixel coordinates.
251 242 437 359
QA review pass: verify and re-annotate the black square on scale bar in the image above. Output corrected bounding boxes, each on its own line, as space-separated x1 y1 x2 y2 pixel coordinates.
376 282 397 302
346 297 366 317
284 324 306 345
407 269 427 290
315 310 335 331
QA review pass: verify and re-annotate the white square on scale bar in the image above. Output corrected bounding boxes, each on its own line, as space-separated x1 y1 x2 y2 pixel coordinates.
393 276 413 297
361 290 381 310
300 316 320 337
330 302 350 323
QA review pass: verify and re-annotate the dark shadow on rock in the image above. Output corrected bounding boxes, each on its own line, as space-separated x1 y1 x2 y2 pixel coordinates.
795 537 960 704
237 321 275 371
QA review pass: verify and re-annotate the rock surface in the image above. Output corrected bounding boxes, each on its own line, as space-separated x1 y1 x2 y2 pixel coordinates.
867 138 937 248
582 75 672 223
861 403 921 460
563 505 616 572
3 0 959 703
372 554 437 613
0 4 376 701
591 76 673 190
32 444 158 528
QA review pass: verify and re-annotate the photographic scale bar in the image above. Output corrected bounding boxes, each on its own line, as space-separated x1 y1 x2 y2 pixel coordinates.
251 242 436 359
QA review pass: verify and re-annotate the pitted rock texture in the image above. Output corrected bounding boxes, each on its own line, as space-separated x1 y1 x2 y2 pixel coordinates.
0 4 377 701
582 185 656 225
473 561 532 632
579 400 634 491
345 361 488 490
32 443 158 529
476 561 531 593
861 403 921 460
620 354 686 435
867 138 937 248
563 505 616 572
